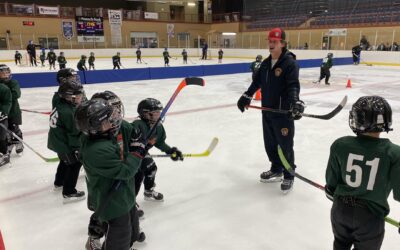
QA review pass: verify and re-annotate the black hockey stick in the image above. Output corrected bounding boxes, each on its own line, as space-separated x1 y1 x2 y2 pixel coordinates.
96 77 205 217
277 145 400 228
248 95 347 120
0 123 59 162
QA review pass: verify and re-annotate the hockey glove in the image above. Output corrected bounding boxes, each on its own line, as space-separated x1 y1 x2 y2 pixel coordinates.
0 112 8 122
290 100 305 120
325 185 335 201
58 151 80 165
237 93 252 113
167 147 183 161
130 130 147 159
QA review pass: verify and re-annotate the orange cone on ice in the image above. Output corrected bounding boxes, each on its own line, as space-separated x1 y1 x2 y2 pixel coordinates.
346 79 352 88
255 89 261 100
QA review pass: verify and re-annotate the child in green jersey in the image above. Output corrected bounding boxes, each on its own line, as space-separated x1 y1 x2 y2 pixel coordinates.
325 96 400 250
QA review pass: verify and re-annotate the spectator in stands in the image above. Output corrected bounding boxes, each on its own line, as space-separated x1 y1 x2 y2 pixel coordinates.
377 43 386 51
303 43 309 50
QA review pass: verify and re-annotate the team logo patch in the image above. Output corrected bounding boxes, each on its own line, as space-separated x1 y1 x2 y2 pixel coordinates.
281 128 289 136
275 68 282 77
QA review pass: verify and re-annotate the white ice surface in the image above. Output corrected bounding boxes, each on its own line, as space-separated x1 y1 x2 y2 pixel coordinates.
0 58 400 250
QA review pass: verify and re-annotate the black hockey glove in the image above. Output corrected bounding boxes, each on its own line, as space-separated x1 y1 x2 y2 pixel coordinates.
130 130 147 159
325 185 335 202
58 151 80 165
237 93 252 113
167 147 183 161
290 100 305 120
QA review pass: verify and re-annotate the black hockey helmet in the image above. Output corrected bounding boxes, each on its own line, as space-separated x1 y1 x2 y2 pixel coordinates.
0 64 11 81
137 98 163 125
327 53 333 58
349 96 393 135
90 52 94 56
256 55 262 62
81 55 87 59
58 78 84 106
56 68 80 84
75 98 121 136
91 90 125 118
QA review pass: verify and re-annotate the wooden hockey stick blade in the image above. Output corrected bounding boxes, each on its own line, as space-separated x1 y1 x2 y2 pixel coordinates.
0 123 58 163
277 145 399 228
151 137 219 158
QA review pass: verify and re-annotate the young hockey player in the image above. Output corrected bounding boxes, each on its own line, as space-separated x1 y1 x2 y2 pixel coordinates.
57 52 67 70
47 48 57 70
82 91 145 250
218 48 224 63
250 55 263 81
0 66 12 166
237 27 304 193
88 52 95 70
136 47 142 64
352 44 362 65
0 65 23 154
77 55 88 71
39 48 46 67
314 52 333 85
48 76 85 203
181 49 188 64
57 68 80 86
14 51 22 65
112 52 121 70
131 98 183 203
163 48 171 67
75 97 144 250
325 96 400 250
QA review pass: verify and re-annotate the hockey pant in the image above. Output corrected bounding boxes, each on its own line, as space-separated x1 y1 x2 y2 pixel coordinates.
319 67 331 83
262 113 296 180
113 63 120 70
0 119 10 155
331 198 384 250
54 152 82 195
134 155 157 196
103 206 140 250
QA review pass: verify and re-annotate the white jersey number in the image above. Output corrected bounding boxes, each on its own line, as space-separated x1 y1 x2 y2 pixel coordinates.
49 108 58 128
345 153 380 190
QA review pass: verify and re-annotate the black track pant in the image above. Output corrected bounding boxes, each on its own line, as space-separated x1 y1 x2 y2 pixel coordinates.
134 155 158 196
262 113 295 179
331 198 384 250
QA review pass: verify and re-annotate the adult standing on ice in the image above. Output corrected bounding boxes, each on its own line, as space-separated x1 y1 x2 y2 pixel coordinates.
237 27 305 193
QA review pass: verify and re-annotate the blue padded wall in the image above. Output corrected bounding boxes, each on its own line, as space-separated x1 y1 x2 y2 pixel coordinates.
13 57 353 88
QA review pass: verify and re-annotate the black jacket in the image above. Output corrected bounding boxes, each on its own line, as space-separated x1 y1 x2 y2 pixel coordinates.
245 48 300 113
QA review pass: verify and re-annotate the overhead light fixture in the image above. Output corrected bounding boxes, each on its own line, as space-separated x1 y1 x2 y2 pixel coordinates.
188 2 196 6
222 32 236 36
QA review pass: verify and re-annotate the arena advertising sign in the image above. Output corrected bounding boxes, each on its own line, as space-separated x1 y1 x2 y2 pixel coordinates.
38 6 59 15
76 16 104 42
108 9 122 24
328 29 347 36
144 12 159 20
62 20 74 40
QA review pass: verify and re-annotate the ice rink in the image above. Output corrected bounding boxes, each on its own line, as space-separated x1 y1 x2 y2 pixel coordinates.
0 58 400 250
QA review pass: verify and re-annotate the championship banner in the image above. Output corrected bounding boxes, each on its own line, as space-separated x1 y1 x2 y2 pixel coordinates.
62 20 74 40
167 23 175 38
38 6 59 15
76 16 104 43
328 29 347 36
108 10 122 46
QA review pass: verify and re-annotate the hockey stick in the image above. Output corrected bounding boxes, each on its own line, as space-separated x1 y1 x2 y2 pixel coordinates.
0 123 59 162
21 109 51 115
277 145 400 228
96 77 205 216
247 95 347 120
141 59 148 65
188 58 197 65
150 137 218 158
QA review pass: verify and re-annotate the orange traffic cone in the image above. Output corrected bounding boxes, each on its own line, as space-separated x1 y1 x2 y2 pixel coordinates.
255 89 261 100
346 79 352 88
0 230 5 250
